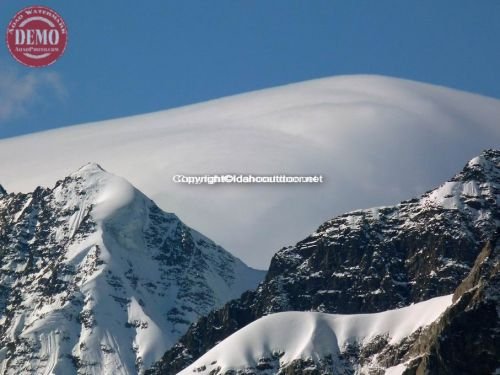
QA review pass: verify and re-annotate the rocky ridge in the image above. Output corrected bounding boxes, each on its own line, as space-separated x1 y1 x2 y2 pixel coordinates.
175 236 499 375
150 149 500 374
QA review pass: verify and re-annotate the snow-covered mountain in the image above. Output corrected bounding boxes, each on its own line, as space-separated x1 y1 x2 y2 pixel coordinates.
176 235 500 375
174 237 500 375
0 164 264 374
178 295 454 375
1 75 500 269
151 149 500 374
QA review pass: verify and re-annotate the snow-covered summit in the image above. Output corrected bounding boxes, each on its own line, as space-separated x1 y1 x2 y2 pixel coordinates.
73 162 105 173
62 162 137 222
421 149 499 211
0 165 264 374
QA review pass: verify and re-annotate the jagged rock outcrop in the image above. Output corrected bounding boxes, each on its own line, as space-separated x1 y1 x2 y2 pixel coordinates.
400 236 500 374
0 164 264 374
149 149 500 374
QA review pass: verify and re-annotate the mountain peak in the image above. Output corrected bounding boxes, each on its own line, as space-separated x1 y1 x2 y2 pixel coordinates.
477 148 500 161
0 166 264 373
55 163 139 222
457 148 500 181
0 184 6 196
71 162 106 177
465 149 499 172
419 150 499 211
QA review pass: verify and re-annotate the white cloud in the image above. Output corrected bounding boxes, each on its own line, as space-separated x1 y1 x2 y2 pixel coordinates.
0 62 66 123
0 75 499 269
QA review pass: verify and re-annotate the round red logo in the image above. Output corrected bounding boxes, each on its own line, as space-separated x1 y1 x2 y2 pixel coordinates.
6 6 67 68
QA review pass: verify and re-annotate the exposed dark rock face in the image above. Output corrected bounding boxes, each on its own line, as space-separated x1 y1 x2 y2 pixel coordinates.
400 237 500 375
149 150 500 374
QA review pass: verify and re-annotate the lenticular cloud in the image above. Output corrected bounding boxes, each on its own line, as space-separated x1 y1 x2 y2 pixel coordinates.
1 75 499 268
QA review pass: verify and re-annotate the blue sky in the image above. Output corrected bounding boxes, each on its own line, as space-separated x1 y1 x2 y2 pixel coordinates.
0 1 499 139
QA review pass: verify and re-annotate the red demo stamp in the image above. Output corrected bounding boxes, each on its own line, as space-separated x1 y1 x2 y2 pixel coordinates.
6 6 67 68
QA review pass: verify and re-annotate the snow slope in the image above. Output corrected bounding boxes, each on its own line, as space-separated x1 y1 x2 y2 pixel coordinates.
0 164 264 374
179 295 453 375
1 75 500 268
